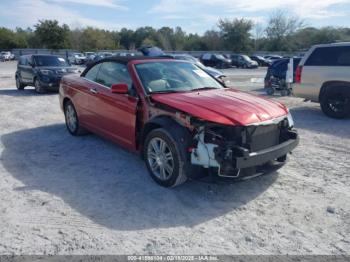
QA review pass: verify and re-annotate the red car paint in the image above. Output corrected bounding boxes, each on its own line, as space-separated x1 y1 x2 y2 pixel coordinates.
151 88 287 126
59 58 289 152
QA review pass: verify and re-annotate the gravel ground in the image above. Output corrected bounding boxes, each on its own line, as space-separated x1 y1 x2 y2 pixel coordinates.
0 61 349 255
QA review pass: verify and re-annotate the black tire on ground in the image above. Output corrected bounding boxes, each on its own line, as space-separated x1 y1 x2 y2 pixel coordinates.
280 89 289 96
320 87 350 119
143 127 194 187
64 100 87 136
15 76 25 90
266 87 275 96
34 78 45 94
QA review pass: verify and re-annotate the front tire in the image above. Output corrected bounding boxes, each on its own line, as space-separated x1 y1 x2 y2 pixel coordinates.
64 100 87 136
34 78 45 94
143 128 189 187
16 76 25 90
266 87 275 96
320 88 350 119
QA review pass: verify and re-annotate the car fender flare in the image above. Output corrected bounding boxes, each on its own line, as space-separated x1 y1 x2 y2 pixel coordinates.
319 81 350 101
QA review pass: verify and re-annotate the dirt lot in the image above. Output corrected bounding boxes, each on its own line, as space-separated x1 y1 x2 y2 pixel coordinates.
0 61 349 255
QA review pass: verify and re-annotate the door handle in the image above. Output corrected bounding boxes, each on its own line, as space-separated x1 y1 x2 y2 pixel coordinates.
89 88 98 94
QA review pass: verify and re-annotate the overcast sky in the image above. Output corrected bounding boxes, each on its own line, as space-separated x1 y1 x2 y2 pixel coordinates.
1 0 349 33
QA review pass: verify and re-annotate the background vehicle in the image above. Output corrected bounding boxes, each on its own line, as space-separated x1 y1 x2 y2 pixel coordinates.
84 52 96 59
264 55 283 64
85 52 113 67
250 55 271 66
15 54 78 93
265 57 301 96
60 57 298 187
200 53 232 68
68 53 87 65
167 54 226 81
293 42 350 118
229 54 258 68
116 52 137 57
0 51 14 61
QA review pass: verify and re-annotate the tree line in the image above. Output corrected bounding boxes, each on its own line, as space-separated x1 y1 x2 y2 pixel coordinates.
1 10 350 52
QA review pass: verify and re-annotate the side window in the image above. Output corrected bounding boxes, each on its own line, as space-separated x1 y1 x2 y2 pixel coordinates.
202 54 211 60
96 62 132 89
305 47 334 66
85 64 101 81
305 46 350 66
336 47 350 66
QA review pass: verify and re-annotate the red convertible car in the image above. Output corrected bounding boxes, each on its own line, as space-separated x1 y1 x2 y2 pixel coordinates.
59 57 298 187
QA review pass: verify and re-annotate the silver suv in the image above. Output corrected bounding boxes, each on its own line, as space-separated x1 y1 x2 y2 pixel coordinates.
293 42 350 118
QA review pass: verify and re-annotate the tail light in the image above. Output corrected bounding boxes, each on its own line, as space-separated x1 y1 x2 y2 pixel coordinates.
295 65 302 83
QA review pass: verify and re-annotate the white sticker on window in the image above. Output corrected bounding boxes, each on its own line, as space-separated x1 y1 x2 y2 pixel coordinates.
193 69 210 78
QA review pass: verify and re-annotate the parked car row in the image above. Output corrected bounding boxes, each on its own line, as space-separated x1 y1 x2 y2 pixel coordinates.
198 53 287 69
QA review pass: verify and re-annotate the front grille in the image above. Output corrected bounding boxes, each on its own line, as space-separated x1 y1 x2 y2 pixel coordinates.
247 124 280 152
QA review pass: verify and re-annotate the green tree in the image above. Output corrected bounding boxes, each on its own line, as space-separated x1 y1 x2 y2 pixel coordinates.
218 18 253 52
120 28 135 49
34 20 70 49
79 27 119 51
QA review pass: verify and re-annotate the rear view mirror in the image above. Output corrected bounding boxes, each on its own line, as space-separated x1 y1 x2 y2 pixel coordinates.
111 83 128 94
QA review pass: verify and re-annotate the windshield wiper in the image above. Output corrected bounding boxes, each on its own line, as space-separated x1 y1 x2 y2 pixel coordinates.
190 87 219 91
150 90 184 94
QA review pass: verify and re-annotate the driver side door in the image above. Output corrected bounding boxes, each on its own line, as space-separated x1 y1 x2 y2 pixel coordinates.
88 61 138 150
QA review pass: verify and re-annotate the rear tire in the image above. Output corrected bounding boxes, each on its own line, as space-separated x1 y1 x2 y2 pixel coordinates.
64 100 87 136
280 89 289 96
266 87 275 96
320 88 350 119
143 128 192 187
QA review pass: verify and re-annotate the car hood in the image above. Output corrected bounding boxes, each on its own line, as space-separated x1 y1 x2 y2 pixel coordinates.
150 88 288 126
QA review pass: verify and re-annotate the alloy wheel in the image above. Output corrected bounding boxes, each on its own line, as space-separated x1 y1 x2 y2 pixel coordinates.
65 104 77 132
147 137 174 181
327 94 348 114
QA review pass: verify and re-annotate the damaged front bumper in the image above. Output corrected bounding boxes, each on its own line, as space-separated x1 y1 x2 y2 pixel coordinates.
190 119 299 178
233 130 298 169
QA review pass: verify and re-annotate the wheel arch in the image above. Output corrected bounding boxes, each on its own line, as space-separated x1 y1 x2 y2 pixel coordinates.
140 115 191 153
319 81 350 101
62 97 71 110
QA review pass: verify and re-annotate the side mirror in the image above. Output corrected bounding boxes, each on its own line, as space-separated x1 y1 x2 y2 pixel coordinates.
111 83 129 94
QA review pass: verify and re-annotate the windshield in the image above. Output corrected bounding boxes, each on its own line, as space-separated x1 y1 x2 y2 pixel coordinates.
34 56 69 67
242 55 253 62
215 54 226 60
135 61 223 93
